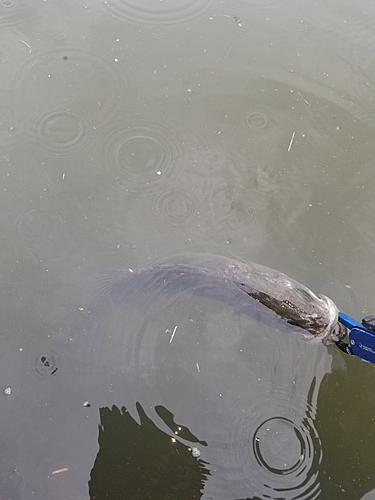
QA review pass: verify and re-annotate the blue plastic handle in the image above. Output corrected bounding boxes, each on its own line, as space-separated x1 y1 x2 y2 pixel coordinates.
338 312 362 330
338 312 375 363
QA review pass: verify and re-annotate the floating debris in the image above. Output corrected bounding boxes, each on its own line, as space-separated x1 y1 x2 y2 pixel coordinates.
51 468 68 475
298 92 309 105
287 131 296 152
20 40 32 53
169 325 178 343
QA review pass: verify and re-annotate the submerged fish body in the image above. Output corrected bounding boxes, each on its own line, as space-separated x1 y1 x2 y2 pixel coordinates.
99 253 345 343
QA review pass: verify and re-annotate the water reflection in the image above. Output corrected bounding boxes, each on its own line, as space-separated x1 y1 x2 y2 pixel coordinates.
89 403 210 499
315 352 375 499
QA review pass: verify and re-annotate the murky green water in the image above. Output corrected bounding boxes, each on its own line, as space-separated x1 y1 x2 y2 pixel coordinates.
1 0 375 498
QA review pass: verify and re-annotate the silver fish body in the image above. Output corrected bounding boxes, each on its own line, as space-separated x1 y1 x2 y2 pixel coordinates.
99 253 346 343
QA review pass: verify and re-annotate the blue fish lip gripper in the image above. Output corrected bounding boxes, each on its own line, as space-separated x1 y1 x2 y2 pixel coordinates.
337 312 375 364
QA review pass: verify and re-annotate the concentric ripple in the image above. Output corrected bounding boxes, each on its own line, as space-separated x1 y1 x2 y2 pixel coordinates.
101 121 184 193
0 0 34 27
1 0 17 8
154 188 201 228
30 109 88 155
250 411 321 498
246 111 269 130
149 25 166 38
220 386 323 500
253 417 309 475
102 0 214 26
34 351 60 376
0 0 72 35
16 207 64 257
10 47 124 128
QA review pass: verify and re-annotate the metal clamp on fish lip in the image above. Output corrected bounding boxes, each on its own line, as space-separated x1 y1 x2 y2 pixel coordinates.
337 312 375 363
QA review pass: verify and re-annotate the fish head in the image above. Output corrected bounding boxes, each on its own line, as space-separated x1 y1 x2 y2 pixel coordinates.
318 295 347 343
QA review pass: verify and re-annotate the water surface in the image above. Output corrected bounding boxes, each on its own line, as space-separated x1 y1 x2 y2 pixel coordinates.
1 0 375 498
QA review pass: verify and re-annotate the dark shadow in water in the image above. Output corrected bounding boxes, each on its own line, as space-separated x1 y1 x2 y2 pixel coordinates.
154 405 208 446
313 350 375 499
89 402 210 500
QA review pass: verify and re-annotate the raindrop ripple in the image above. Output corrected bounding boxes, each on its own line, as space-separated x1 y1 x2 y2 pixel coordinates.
34 351 60 376
246 111 269 130
102 0 214 26
154 188 201 228
16 207 64 257
30 109 89 155
222 392 322 500
101 121 184 193
10 47 124 128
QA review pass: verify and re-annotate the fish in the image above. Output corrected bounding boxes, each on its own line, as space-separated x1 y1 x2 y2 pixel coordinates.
96 253 346 344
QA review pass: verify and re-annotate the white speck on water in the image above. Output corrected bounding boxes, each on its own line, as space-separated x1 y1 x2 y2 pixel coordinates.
156 171 162 175
169 325 178 343
4 387 11 395
78 307 84 311
20 40 32 52
287 131 295 152
128 268 134 273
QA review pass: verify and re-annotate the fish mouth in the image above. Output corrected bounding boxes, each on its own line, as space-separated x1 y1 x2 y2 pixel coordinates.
318 294 347 343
